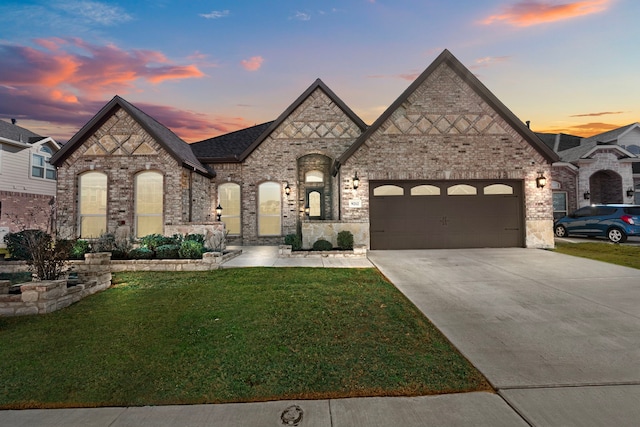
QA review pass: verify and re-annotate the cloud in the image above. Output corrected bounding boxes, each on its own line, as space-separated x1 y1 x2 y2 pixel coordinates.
469 55 511 69
199 10 230 19
570 111 625 117
367 71 420 81
482 0 611 27
537 122 620 137
240 56 264 71
291 11 311 21
0 38 204 99
55 0 133 25
0 38 208 142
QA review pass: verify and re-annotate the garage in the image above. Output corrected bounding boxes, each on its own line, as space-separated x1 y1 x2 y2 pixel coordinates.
369 180 524 249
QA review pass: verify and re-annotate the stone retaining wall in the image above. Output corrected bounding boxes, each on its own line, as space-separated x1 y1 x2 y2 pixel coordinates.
0 253 112 317
278 245 367 258
107 250 240 272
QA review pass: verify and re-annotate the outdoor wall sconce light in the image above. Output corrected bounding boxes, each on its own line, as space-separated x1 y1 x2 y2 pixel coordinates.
627 188 634 198
352 172 360 190
215 204 223 221
304 205 310 216
535 172 547 189
284 183 291 197
583 191 590 200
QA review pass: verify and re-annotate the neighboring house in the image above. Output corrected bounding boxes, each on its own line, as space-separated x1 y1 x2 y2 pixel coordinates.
50 50 559 250
538 123 640 219
0 119 60 245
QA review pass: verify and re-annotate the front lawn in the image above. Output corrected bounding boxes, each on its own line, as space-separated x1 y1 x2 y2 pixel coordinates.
0 268 490 409
554 242 640 269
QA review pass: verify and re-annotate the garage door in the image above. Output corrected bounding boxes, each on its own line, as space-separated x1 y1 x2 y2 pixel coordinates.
369 180 524 249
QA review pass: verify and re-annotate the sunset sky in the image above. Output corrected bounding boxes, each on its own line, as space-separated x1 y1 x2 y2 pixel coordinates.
1 0 638 143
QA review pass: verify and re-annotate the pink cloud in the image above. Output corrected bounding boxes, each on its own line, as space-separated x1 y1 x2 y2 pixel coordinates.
482 0 611 27
240 56 264 71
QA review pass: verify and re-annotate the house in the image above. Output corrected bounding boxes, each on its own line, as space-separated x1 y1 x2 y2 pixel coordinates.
50 50 559 250
0 119 60 246
538 123 640 219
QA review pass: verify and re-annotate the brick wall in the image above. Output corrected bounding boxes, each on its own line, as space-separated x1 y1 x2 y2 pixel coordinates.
0 191 55 235
551 165 578 214
209 88 363 245
56 107 195 238
339 62 555 248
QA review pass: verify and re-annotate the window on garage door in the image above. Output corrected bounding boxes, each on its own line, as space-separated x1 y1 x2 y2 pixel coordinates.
373 185 404 196
447 184 477 195
484 184 513 195
411 185 440 196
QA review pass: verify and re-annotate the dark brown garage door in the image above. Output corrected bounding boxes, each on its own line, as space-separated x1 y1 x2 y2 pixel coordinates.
370 180 524 249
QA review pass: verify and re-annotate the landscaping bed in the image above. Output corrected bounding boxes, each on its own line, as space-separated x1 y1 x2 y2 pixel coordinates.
0 268 490 408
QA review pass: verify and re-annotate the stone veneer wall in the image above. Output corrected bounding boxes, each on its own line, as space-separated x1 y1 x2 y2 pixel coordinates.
576 151 634 208
0 253 111 317
338 62 555 249
210 88 363 245
301 221 369 249
55 107 206 239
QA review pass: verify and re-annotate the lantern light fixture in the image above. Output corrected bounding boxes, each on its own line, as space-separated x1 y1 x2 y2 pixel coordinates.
215 204 223 221
627 187 634 198
352 172 360 190
284 183 291 197
535 171 547 189
583 191 590 200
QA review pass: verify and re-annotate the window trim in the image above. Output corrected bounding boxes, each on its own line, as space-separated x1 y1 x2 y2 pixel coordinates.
134 171 164 238
78 171 108 238
31 146 56 180
552 191 568 220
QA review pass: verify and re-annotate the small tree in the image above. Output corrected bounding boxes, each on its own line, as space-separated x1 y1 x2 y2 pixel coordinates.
4 230 72 280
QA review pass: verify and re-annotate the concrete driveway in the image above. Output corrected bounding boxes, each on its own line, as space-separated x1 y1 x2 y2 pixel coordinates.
368 248 640 425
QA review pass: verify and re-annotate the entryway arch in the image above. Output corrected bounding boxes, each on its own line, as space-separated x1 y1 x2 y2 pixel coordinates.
589 170 622 204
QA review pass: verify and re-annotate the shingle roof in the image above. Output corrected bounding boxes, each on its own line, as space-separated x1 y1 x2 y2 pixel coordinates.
583 123 639 144
191 121 275 162
50 96 212 177
336 50 559 169
557 123 640 162
534 132 582 152
0 119 43 143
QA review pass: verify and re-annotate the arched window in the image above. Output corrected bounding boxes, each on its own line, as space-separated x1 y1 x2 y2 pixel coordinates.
483 184 513 195
135 171 163 238
79 171 107 238
258 182 281 236
447 184 477 195
411 185 440 196
373 185 404 196
219 183 241 235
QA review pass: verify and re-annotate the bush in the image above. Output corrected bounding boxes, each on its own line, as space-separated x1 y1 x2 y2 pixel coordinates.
3 230 48 260
128 247 154 260
93 233 116 253
284 234 302 251
140 234 178 252
337 230 354 250
184 233 205 245
312 239 333 251
156 244 180 259
179 240 204 259
70 240 91 260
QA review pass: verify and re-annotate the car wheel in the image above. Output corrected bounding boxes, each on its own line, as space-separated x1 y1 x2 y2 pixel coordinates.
554 225 568 238
607 227 627 243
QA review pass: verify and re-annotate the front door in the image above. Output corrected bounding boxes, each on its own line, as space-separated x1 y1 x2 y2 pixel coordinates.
306 189 324 220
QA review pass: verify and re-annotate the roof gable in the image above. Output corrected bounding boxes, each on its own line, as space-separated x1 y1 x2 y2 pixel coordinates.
337 49 558 168
236 79 367 162
50 96 211 176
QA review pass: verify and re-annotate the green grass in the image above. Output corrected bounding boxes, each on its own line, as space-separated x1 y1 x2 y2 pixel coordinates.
554 242 640 269
0 268 490 409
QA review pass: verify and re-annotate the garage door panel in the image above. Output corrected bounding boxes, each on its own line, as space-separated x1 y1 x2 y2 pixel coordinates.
370 180 523 249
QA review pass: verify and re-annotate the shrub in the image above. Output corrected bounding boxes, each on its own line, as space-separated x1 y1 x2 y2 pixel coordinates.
284 234 302 251
128 247 154 260
93 233 116 253
70 240 91 260
156 244 180 259
140 234 178 252
3 230 47 260
312 239 333 251
179 240 204 259
337 230 354 250
184 233 205 245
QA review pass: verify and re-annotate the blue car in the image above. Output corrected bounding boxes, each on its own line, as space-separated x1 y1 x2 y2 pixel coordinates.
554 204 640 243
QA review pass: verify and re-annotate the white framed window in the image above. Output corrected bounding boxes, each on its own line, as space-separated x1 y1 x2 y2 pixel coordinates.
483 184 513 195
305 170 324 183
373 185 404 196
31 146 56 180
79 172 107 238
447 184 477 195
411 185 440 196
553 192 568 220
258 182 281 236
135 171 163 238
219 183 241 235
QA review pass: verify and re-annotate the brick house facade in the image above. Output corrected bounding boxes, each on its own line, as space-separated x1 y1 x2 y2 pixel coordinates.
52 50 559 249
538 123 640 219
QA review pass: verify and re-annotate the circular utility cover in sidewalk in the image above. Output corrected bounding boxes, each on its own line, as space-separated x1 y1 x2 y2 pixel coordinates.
280 404 303 425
